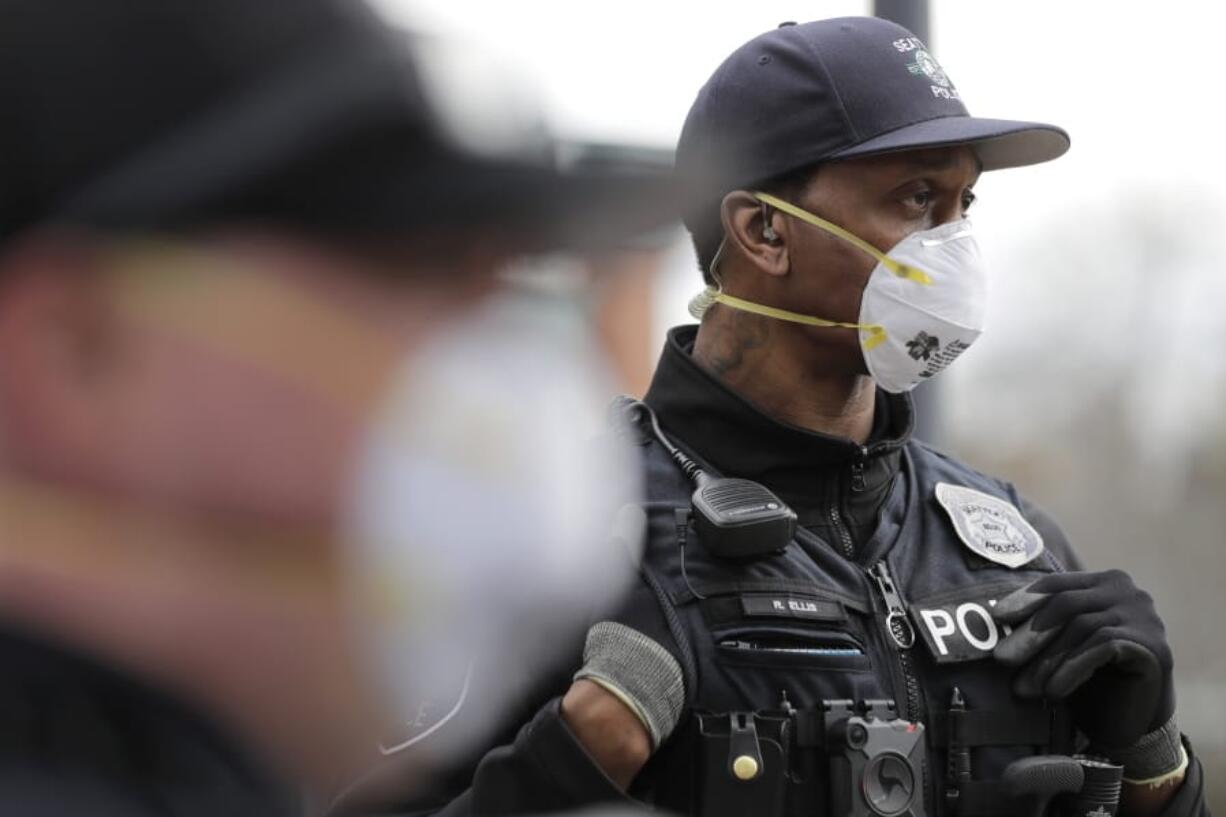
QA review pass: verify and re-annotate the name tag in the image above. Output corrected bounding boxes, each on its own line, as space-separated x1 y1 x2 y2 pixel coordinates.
740 594 844 623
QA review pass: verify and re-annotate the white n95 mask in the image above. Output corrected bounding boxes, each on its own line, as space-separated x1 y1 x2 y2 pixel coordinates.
689 191 987 393
340 269 641 765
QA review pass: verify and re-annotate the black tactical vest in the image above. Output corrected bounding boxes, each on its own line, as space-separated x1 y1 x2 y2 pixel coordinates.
625 423 1077 817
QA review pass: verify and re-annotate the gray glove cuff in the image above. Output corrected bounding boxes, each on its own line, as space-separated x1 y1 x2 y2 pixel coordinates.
1105 716 1184 780
573 621 685 750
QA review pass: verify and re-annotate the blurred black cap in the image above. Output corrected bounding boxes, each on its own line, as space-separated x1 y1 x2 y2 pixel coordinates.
0 0 677 249
675 16 1069 231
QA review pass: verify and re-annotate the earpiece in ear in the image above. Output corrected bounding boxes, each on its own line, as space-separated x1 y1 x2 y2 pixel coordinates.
760 202 779 242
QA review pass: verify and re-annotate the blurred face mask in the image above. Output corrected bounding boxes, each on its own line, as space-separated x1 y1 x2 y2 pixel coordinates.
690 191 987 393
340 260 641 762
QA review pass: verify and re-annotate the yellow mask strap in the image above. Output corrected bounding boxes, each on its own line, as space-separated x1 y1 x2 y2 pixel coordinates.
710 289 887 351
753 192 933 285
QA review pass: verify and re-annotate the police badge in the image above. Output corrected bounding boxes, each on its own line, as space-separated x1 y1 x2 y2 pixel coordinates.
934 483 1044 569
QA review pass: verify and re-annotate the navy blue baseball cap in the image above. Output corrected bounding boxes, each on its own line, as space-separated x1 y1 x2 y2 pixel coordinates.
675 17 1069 228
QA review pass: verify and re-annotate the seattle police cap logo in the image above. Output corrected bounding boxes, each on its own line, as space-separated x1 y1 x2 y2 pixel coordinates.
935 483 1044 569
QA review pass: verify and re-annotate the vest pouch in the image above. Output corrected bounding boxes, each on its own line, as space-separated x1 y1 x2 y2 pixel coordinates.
694 711 790 817
699 587 874 677
691 590 885 712
714 625 871 671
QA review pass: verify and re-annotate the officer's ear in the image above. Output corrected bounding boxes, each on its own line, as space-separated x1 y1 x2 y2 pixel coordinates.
0 232 120 477
720 191 789 279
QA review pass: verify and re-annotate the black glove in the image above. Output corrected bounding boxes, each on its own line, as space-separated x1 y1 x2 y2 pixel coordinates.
992 569 1174 750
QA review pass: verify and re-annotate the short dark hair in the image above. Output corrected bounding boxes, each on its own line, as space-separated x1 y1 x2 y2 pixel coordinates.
688 162 819 286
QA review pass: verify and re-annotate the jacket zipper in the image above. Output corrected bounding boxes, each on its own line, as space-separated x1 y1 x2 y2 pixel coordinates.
827 449 867 560
828 504 855 560
868 559 931 813
867 561 922 719
850 446 868 493
829 449 917 718
828 456 920 712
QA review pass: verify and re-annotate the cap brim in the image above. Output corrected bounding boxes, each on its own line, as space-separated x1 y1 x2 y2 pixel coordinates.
50 44 679 253
829 115 1069 171
329 142 680 252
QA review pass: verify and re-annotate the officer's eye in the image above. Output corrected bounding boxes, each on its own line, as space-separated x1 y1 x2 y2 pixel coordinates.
899 188 932 216
962 189 977 214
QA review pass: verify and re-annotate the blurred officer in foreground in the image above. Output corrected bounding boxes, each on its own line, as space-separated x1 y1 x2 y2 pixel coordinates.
0 0 677 814
397 17 1208 817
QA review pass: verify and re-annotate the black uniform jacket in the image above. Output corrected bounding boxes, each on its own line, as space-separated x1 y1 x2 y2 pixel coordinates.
365 326 1209 817
0 623 298 817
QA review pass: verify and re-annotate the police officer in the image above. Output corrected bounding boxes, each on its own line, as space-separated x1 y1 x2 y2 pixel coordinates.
0 0 674 814
390 17 1209 817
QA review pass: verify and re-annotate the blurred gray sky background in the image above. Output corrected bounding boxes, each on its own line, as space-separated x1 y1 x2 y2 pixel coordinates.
377 0 1226 790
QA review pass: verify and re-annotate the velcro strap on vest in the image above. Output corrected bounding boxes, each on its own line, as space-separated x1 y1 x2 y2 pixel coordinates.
948 780 1024 816
931 708 1054 748
799 703 1073 752
793 708 824 748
